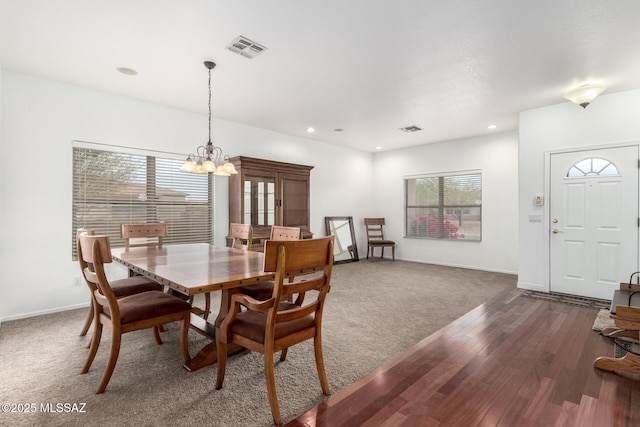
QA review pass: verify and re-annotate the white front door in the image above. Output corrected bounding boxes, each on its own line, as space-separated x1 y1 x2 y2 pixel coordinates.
549 146 639 300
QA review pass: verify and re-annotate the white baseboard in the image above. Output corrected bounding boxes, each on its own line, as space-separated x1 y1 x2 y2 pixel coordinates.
396 256 518 276
517 281 547 292
0 302 89 323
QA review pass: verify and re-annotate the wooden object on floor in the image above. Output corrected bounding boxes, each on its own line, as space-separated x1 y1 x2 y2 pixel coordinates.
239 225 301 300
76 229 163 338
364 217 395 261
228 156 314 240
121 223 167 249
216 236 334 426
229 223 253 251
594 305 640 374
110 243 276 372
78 232 192 393
121 222 211 320
286 289 640 426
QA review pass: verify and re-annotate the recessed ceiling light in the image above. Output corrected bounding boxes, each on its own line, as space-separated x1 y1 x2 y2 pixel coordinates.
116 67 138 76
306 127 315 133
375 146 383 150
334 128 344 132
487 124 498 130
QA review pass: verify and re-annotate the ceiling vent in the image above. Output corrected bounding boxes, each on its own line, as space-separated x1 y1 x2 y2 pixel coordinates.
400 125 422 133
227 36 267 59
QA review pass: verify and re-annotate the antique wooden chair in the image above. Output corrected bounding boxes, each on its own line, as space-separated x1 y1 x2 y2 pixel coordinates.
229 223 253 250
215 236 334 425
594 282 640 374
238 226 301 301
121 222 211 320
364 217 395 261
121 222 167 249
77 229 164 337
78 232 192 394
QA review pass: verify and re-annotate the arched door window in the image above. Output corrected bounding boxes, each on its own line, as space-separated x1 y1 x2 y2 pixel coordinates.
567 157 619 177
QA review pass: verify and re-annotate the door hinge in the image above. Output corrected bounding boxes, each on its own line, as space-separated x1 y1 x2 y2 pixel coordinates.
637 159 640 168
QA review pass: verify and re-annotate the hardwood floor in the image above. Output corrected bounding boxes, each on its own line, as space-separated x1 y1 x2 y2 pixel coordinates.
287 289 640 426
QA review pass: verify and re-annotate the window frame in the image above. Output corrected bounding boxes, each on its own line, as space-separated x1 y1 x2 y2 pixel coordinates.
72 141 213 259
404 170 482 241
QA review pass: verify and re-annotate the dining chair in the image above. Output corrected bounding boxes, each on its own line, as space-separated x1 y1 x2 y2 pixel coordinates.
229 223 253 250
78 231 192 394
77 228 164 338
121 222 211 320
364 217 396 261
121 222 167 249
215 236 334 426
238 225 301 301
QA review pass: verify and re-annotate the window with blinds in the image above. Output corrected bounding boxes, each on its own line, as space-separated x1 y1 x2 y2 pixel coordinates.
72 146 212 258
405 171 482 241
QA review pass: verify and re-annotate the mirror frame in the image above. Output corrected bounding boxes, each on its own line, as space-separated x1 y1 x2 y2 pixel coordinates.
324 216 359 264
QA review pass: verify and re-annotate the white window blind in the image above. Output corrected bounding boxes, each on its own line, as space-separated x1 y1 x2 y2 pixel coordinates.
405 171 482 241
72 146 212 258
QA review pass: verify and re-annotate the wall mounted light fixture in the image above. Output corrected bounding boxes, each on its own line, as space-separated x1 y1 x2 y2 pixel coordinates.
563 83 606 108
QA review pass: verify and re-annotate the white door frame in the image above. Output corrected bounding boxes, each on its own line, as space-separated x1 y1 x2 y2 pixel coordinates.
543 142 640 294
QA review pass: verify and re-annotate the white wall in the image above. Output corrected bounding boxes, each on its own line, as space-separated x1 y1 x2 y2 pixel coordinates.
371 131 519 274
518 88 640 292
0 70 374 321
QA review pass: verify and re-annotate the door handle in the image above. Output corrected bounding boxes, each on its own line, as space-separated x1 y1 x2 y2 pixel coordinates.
552 229 562 234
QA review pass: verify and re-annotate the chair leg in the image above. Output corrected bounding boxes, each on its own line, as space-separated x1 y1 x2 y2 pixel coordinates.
152 326 163 345
314 335 330 395
81 321 102 374
215 340 228 390
97 329 122 394
265 351 282 425
279 348 288 362
204 293 211 320
379 247 384 259
179 313 191 364
79 302 94 336
392 245 395 261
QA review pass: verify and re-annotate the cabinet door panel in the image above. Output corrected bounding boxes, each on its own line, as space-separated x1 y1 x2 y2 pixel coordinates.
281 174 309 228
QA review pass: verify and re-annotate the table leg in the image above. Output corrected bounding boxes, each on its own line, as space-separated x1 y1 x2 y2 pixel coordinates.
183 288 243 372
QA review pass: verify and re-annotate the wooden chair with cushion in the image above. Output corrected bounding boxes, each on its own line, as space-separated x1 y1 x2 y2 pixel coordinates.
77 229 164 338
594 281 640 374
121 222 211 320
238 226 301 301
215 236 334 426
78 231 192 394
364 217 395 261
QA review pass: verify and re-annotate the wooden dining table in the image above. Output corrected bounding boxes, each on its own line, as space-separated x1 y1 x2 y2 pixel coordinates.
111 243 275 372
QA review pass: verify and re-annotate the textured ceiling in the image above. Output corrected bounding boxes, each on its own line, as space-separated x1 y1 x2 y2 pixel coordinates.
1 0 640 152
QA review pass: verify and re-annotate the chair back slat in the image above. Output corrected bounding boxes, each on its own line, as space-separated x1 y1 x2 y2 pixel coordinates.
121 223 167 249
364 217 386 241
230 223 253 251
78 232 118 307
270 226 301 241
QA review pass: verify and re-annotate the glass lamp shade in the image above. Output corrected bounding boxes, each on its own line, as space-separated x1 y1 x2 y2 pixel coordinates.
214 165 231 176
222 162 238 174
181 159 196 172
203 159 216 173
564 84 606 108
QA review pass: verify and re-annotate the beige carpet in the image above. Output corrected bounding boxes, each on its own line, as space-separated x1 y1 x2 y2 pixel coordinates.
0 260 515 427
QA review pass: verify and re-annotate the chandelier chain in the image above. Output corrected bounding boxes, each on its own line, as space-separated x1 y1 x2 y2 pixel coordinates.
208 66 212 143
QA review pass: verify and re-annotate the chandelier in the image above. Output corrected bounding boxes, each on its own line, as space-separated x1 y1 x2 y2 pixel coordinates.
180 61 237 175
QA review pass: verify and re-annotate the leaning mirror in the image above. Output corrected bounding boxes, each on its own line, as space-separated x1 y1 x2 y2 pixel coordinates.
325 216 359 264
